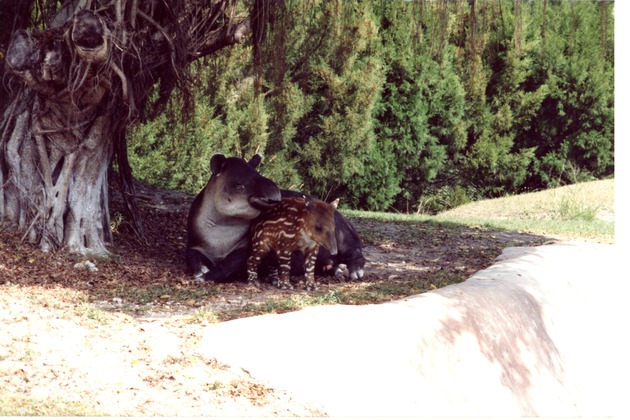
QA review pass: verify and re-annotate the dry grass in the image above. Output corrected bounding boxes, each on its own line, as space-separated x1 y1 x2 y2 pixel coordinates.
440 179 614 222
436 179 614 243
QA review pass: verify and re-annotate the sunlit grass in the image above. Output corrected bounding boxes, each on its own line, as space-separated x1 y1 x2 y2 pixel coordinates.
344 179 613 241
434 178 614 243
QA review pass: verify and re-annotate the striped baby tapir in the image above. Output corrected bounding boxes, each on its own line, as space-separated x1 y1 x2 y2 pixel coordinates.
247 196 339 291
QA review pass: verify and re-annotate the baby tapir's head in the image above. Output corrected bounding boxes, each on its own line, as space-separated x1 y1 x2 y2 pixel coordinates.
301 198 339 256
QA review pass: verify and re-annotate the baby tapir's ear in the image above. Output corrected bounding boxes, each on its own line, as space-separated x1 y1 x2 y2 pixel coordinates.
330 198 339 209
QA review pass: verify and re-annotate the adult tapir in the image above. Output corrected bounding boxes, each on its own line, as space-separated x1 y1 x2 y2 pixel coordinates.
186 153 365 283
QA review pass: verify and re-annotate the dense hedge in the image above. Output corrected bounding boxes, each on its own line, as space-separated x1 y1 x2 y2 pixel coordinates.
128 0 614 213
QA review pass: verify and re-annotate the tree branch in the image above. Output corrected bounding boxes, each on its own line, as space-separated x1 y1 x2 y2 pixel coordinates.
187 19 252 61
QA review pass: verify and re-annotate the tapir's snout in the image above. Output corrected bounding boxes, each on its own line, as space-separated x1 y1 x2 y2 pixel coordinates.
249 179 281 211
250 194 281 210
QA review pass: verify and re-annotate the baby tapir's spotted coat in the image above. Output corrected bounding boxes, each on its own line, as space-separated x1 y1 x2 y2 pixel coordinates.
247 196 338 291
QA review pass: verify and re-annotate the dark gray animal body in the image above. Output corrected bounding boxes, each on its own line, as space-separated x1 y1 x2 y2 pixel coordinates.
186 154 281 282
186 154 365 282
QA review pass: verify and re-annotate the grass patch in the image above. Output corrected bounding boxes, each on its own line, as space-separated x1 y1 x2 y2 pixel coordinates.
188 308 220 324
101 284 218 310
439 179 613 220
250 290 342 313
26 287 89 309
162 354 190 365
334 283 421 305
344 209 432 223
557 194 600 221
0 393 106 416
434 178 614 243
347 179 614 241
75 302 112 324
23 286 114 324
432 216 613 242
224 290 343 320
119 285 217 304
333 271 467 306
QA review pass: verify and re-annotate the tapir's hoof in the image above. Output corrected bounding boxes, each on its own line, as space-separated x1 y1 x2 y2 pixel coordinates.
247 280 262 289
279 283 294 291
194 273 214 284
334 264 349 279
305 284 319 292
349 268 365 281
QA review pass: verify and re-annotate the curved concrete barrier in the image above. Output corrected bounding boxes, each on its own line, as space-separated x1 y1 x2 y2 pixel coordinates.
199 242 626 417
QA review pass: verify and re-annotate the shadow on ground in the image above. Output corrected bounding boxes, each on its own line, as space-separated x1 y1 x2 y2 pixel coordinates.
0 181 551 319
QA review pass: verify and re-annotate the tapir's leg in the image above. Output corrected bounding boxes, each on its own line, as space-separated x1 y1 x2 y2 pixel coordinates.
216 247 251 282
188 247 250 283
267 262 280 287
186 248 214 281
246 255 260 285
345 255 366 280
247 242 270 286
257 253 281 285
315 247 337 277
304 245 320 291
288 253 306 276
276 250 294 290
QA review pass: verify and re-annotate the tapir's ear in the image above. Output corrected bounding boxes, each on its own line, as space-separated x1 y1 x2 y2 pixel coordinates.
248 153 262 169
210 154 226 176
330 198 339 209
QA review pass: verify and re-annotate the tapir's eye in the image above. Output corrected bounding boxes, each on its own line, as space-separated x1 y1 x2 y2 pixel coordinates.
315 224 323 233
234 183 245 191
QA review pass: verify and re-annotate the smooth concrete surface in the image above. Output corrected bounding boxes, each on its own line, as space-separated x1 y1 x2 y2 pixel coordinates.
199 242 627 417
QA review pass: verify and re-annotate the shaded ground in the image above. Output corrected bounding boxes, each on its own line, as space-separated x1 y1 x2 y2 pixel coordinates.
1 182 552 316
0 182 551 415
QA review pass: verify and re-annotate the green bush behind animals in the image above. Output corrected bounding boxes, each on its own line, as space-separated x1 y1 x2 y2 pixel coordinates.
128 0 614 214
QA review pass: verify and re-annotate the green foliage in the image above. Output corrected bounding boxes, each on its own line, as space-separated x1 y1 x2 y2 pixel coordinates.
287 1 384 201
349 1 426 210
521 0 614 188
417 185 474 216
127 45 271 194
127 0 614 212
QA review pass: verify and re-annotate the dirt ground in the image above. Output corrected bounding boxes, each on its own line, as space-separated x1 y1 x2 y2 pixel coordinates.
0 182 551 416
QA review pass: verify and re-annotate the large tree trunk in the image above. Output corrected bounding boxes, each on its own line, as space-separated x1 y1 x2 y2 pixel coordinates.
2 15 115 255
0 1 257 256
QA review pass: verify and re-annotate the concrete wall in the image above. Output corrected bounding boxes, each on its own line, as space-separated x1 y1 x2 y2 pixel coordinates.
200 242 626 417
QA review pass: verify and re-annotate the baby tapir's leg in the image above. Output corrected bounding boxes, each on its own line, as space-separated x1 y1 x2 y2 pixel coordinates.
247 241 270 286
267 264 280 287
304 245 320 291
276 250 294 290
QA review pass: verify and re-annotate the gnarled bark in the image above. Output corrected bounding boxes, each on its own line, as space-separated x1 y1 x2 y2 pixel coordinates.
1 1 256 256
2 12 114 255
